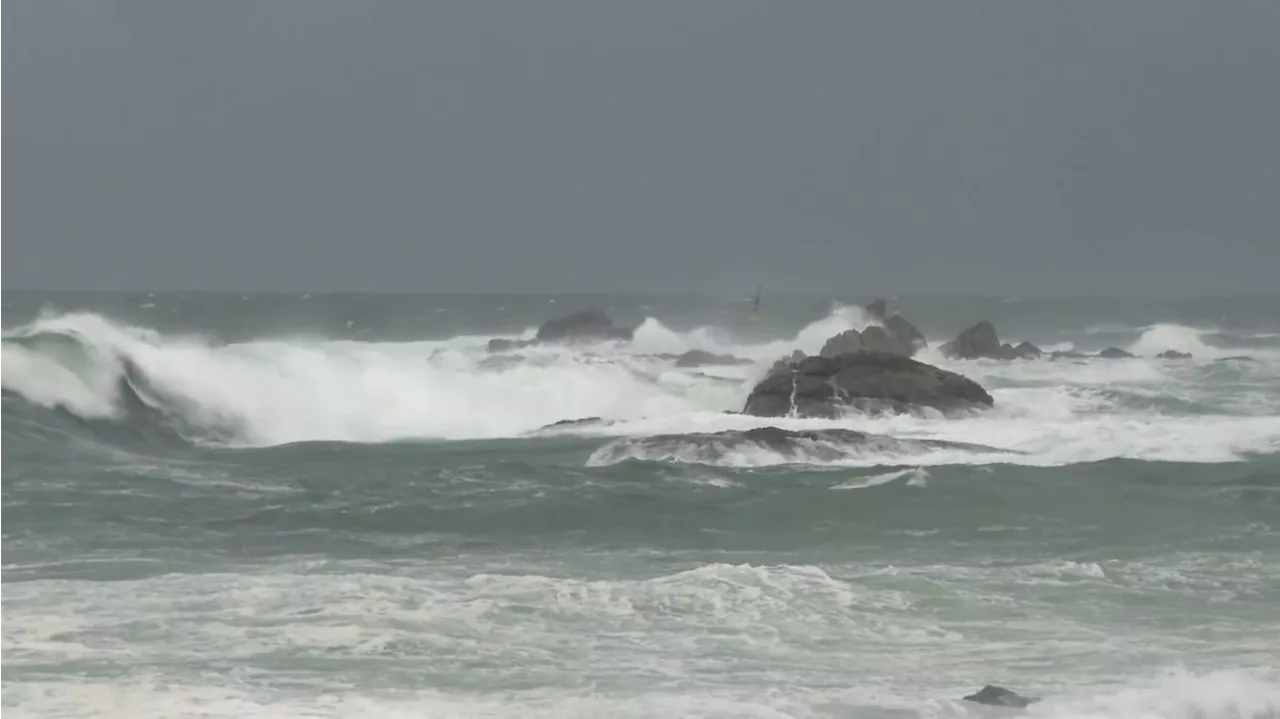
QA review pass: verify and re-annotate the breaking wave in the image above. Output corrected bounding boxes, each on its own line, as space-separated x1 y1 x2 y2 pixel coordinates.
3 308 1279 466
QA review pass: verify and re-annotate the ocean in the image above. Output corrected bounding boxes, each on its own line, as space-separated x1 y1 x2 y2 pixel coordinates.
3 291 1279 719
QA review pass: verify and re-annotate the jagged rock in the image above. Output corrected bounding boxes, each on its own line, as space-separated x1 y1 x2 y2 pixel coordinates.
1156 350 1192 360
770 349 808 374
743 350 994 418
884 313 927 354
962 685 1038 709
674 350 752 368
1097 346 1136 359
820 329 864 357
860 325 909 355
866 298 889 322
535 309 632 344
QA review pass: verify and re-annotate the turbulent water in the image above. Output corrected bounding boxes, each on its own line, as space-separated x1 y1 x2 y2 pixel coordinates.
3 291 1279 719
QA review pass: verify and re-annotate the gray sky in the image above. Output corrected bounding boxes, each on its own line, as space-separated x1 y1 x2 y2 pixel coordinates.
5 0 1279 295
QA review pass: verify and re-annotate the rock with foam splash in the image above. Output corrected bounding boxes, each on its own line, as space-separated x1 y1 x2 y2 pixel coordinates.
535 309 633 344
743 350 994 418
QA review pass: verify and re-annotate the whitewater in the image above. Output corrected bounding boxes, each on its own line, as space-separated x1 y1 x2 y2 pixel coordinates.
3 291 1279 719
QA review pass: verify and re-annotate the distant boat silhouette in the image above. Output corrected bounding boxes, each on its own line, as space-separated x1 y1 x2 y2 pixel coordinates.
749 284 761 321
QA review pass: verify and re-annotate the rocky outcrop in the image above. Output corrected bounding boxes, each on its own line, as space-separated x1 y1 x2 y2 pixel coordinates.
1097 346 1136 358
962 685 1038 709
820 329 866 357
1156 349 1192 360
536 309 632 343
743 350 994 418
940 321 1041 360
884 313 927 353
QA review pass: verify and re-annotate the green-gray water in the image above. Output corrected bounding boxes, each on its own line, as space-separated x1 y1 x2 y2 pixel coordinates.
3 292 1279 718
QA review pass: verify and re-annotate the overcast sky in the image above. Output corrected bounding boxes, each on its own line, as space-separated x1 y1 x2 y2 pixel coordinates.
5 1 1279 295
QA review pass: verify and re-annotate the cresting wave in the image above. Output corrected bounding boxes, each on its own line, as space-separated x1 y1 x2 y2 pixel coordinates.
3 308 1280 465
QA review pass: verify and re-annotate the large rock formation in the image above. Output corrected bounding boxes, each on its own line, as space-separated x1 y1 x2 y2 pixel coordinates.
940 321 1041 360
743 350 994 418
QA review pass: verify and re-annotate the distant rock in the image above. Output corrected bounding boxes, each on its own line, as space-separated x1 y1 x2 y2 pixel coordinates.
940 321 1002 359
589 426 1015 466
1097 346 1136 359
674 350 752 368
1156 350 1193 360
486 309 631 352
535 309 632 344
962 685 1038 709
743 350 994 418
866 298 890 322
1216 355 1258 363
941 321 1042 360
1008 341 1043 359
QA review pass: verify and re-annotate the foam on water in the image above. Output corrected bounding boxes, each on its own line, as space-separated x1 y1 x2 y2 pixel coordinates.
4 556 1277 719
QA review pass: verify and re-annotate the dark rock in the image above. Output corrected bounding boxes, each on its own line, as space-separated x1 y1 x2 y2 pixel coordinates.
1097 346 1136 359
589 426 1017 465
940 321 1002 359
866 298 889 322
962 685 1038 709
674 350 752 368
1156 350 1192 360
743 350 994 418
535 309 632 344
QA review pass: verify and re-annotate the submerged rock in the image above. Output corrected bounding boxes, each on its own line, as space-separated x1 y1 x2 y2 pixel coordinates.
588 426 1014 466
487 338 534 352
743 350 994 418
674 350 752 368
1156 349 1193 360
962 685 1038 709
